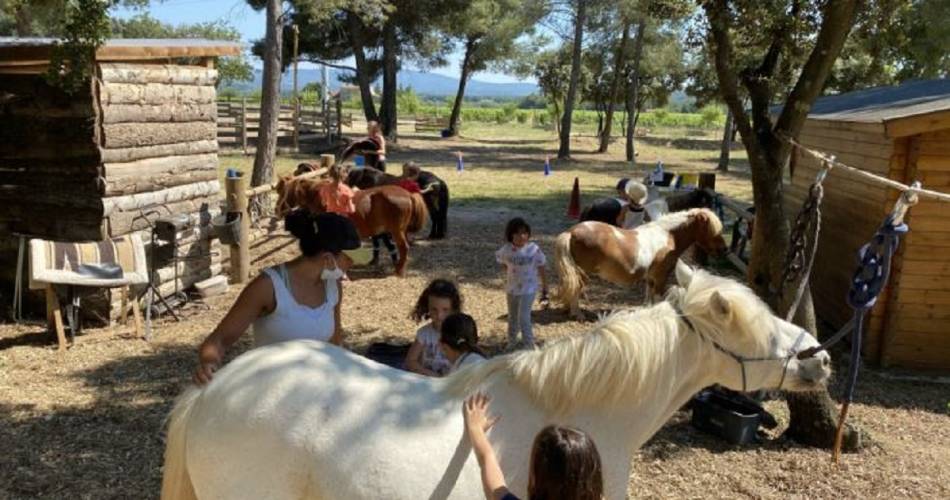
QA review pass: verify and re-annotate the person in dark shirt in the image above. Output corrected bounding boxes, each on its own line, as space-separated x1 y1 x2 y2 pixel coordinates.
403 162 450 239
340 121 387 171
579 177 631 227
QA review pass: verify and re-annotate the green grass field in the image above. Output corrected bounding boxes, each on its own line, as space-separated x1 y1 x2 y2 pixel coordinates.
219 122 752 224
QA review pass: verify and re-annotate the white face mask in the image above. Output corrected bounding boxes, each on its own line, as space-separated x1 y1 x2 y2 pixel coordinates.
321 256 344 281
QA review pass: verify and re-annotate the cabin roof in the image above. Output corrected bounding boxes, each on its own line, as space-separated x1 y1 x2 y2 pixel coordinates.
805 79 950 136
0 37 243 65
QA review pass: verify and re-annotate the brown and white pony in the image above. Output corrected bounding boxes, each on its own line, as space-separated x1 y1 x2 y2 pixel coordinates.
275 175 428 276
555 208 727 319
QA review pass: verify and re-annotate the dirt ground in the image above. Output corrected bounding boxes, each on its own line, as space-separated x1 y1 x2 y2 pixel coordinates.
1 130 948 499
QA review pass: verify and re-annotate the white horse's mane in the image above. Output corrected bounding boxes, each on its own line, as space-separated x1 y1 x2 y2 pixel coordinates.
445 268 773 414
649 207 723 235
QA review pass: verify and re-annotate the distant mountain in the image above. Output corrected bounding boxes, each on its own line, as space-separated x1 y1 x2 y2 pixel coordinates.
226 68 538 98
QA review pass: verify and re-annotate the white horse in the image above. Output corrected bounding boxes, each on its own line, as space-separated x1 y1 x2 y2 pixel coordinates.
161 262 832 500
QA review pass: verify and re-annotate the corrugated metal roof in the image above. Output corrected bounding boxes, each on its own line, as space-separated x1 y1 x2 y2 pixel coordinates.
807 79 950 123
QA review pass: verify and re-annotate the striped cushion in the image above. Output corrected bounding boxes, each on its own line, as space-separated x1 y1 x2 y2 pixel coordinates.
29 234 149 289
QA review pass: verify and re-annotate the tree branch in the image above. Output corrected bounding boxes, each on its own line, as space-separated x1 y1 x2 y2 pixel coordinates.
303 58 357 72
703 0 752 142
773 0 860 151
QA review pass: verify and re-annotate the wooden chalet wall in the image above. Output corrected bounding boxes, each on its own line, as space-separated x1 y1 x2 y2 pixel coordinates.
96 62 223 320
787 119 950 370
880 129 950 370
0 62 224 323
0 75 104 239
783 119 897 363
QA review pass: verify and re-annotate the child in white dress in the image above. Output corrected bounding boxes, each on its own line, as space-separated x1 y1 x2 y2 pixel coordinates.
404 279 461 376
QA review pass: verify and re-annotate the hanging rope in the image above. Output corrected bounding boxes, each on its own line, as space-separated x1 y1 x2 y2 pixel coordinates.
778 157 831 321
794 184 920 464
782 133 950 202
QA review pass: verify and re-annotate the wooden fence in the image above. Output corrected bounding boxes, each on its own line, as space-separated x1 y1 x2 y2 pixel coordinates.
217 98 353 153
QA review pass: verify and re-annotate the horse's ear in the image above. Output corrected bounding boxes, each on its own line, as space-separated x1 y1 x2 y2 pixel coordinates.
710 290 732 320
675 259 694 287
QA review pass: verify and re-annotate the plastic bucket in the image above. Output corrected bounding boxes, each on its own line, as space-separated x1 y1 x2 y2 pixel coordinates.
343 246 373 266
212 213 242 245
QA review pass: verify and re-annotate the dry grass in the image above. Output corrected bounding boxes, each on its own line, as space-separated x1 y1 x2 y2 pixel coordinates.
1 128 947 499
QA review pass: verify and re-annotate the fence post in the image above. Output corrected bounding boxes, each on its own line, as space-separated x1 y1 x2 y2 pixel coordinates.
335 98 342 138
225 174 250 284
293 97 301 152
241 97 248 155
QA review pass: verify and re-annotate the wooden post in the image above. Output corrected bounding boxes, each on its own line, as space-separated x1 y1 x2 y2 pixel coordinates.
46 285 67 351
226 174 250 284
293 97 301 152
241 97 248 155
292 24 300 152
335 98 343 137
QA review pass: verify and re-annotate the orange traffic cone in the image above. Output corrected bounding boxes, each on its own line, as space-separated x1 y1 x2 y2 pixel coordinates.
567 177 581 219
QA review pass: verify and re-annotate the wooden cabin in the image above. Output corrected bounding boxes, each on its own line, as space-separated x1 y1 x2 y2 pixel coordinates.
785 79 950 371
0 38 241 322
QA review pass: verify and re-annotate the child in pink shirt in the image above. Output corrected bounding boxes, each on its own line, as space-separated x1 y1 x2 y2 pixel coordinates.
318 165 356 215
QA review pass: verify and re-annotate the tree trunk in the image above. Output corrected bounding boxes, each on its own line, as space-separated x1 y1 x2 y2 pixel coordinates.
598 21 631 153
557 0 587 159
717 109 733 171
251 0 283 201
704 0 862 450
448 37 478 137
380 21 398 141
14 5 32 36
625 19 646 163
346 12 379 122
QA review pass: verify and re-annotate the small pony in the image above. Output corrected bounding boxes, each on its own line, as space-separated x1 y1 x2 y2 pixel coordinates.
275 174 428 276
580 189 715 227
555 207 727 319
160 261 831 500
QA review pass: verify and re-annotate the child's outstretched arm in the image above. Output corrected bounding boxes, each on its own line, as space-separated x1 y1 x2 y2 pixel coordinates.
463 394 509 500
405 339 440 377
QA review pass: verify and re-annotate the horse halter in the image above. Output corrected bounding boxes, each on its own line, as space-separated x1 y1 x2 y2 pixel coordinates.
674 305 808 393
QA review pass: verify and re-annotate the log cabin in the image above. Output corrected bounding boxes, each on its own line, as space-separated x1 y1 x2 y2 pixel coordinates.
784 78 950 371
0 38 241 324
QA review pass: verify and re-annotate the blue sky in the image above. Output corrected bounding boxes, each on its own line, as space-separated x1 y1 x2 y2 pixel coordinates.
112 0 531 83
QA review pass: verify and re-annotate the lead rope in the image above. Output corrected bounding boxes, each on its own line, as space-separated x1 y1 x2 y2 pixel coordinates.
794 183 919 464
779 157 830 322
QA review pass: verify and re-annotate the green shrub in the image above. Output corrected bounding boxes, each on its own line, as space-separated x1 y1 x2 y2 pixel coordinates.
700 106 725 128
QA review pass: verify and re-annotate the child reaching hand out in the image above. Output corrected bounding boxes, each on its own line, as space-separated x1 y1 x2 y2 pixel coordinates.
496 217 547 350
463 393 604 500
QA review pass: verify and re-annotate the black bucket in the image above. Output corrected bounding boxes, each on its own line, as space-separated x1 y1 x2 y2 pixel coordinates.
690 388 764 445
212 212 242 245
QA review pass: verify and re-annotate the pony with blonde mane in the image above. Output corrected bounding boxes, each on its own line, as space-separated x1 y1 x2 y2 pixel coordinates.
161 262 831 500
556 207 727 319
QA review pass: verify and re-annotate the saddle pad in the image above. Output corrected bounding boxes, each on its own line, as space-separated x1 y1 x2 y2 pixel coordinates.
29 233 149 289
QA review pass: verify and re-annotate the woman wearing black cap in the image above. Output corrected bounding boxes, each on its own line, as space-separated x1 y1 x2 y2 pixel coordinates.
193 209 362 385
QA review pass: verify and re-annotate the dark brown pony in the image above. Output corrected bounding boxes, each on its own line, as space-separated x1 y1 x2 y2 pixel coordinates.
555 208 727 319
275 175 428 276
346 168 400 189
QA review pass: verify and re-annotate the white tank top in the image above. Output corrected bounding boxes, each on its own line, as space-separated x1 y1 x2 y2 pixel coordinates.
253 265 338 348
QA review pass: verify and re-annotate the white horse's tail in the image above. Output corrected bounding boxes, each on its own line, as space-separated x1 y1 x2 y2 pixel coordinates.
554 231 585 310
161 386 201 500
